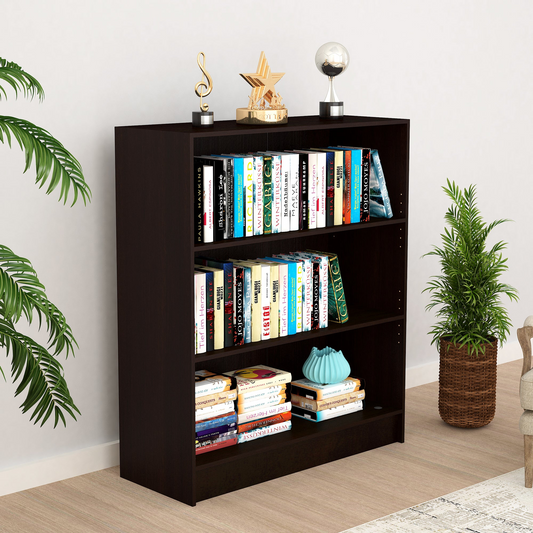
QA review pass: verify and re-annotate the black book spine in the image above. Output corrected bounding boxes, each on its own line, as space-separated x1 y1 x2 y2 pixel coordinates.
233 266 245 346
194 158 204 243
361 148 371 222
326 152 335 227
225 158 234 239
214 161 226 242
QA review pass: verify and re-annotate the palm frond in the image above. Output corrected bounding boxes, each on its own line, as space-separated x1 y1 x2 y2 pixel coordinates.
0 116 91 206
0 244 78 357
0 58 45 101
0 310 80 427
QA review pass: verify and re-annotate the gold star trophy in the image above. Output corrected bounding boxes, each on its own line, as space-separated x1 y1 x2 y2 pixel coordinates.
237 52 288 125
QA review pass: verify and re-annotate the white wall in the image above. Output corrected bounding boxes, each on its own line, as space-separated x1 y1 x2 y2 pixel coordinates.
1 0 532 480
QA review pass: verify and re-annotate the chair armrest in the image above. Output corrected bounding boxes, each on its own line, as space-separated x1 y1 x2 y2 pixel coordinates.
518 326 533 378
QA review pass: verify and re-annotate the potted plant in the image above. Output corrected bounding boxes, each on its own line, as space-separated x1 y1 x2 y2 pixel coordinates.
0 57 91 427
424 179 518 428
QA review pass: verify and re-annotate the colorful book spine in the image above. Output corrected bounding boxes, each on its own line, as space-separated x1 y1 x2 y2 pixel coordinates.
237 420 291 443
194 158 204 243
350 148 361 224
195 389 238 410
238 384 286 404
290 377 361 400
253 155 263 235
237 411 291 433
233 156 244 238
342 149 351 224
241 264 252 344
202 269 214 351
288 153 300 231
280 153 291 233
371 149 393 218
295 251 329 328
195 412 237 433
195 266 224 350
195 436 238 455
233 265 245 346
268 262 279 339
196 429 237 447
197 258 234 346
243 156 254 236
266 257 297 335
291 389 365 411
325 151 335 227
223 157 234 238
236 401 291 424
224 365 292 394
262 154 273 235
360 148 370 222
271 154 282 234
333 150 344 225
297 153 308 229
196 423 237 441
292 400 363 422
195 400 235 421
259 262 270 340
194 271 206 354
230 260 261 342
307 152 317 229
277 261 289 337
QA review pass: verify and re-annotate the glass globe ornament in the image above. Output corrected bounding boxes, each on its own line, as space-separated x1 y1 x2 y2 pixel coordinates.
315 42 350 118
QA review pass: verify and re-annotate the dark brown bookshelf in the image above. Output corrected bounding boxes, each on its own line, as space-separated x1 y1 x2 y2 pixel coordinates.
115 115 409 506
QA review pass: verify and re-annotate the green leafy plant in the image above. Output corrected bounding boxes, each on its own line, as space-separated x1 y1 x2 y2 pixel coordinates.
0 57 91 426
424 179 518 355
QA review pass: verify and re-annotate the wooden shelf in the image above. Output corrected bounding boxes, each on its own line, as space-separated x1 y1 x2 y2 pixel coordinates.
115 115 409 506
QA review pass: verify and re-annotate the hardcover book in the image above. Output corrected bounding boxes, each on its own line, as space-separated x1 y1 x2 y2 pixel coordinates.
237 410 291 433
290 377 361 400
306 250 348 324
291 389 365 411
262 154 273 235
236 393 287 414
237 419 292 443
237 384 287 404
224 365 292 394
195 388 238 410
292 400 363 422
195 266 224 350
195 400 235 422
195 436 238 455
236 399 291 424
370 149 393 218
195 411 238 433
195 370 233 398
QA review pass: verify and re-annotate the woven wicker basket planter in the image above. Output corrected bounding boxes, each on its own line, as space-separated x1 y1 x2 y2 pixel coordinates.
438 337 498 428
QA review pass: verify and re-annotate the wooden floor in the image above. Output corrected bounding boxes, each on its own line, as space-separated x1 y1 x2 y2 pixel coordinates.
0 359 525 533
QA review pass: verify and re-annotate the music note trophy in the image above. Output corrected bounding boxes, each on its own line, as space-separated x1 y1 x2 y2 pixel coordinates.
192 52 214 127
315 42 350 119
236 52 288 125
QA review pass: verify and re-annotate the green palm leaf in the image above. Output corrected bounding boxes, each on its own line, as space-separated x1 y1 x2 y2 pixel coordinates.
0 116 91 206
0 58 44 101
0 310 79 427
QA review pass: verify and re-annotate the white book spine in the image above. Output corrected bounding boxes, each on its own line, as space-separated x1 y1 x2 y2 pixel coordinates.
239 394 285 413
273 255 303 333
281 154 291 232
237 420 291 443
203 165 214 243
236 402 291 424
289 153 299 231
195 400 234 421
261 264 270 340
308 153 317 230
244 157 254 237
253 155 263 236
290 254 312 332
239 385 285 402
272 154 282 234
278 262 289 337
316 152 326 228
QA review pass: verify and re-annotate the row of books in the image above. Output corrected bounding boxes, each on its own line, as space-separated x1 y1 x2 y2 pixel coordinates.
194 250 347 355
195 366 293 455
195 366 367 455
195 147 393 244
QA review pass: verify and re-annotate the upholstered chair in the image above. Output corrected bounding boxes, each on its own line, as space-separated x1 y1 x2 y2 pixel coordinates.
518 316 533 488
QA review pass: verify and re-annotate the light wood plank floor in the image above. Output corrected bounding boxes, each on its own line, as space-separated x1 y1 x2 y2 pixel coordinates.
0 359 525 533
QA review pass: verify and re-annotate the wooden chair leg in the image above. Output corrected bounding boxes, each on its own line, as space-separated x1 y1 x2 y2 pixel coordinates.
526 435 533 488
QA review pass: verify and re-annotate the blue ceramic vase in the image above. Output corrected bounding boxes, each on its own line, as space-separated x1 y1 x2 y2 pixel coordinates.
302 346 351 384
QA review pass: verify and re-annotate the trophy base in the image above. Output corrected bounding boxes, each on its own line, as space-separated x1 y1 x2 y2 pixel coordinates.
319 102 344 119
192 111 214 127
236 108 288 125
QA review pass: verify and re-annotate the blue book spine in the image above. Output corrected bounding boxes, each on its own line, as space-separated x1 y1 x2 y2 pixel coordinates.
351 149 361 223
265 257 297 335
233 157 244 238
195 413 238 433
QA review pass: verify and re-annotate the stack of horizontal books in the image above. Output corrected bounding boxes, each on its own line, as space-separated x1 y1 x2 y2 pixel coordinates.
195 370 238 455
290 376 365 422
223 365 292 442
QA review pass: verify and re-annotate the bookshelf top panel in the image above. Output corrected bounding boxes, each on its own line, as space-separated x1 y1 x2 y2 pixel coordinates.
115 115 410 138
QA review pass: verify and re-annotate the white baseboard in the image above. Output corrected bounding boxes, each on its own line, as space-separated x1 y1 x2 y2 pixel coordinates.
0 440 119 497
405 340 522 389
0 342 523 498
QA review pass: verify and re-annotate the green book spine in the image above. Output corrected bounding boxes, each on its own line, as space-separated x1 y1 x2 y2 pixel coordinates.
328 254 348 323
263 155 273 234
